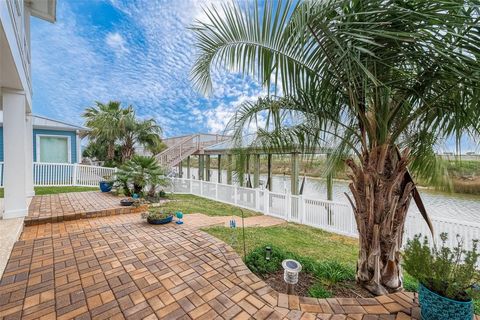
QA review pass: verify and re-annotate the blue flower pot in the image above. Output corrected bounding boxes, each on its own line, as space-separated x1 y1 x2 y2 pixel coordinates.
99 181 112 192
418 283 473 320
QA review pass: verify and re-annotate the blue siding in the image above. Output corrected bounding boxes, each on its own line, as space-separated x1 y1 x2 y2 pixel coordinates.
0 128 78 163
33 129 77 163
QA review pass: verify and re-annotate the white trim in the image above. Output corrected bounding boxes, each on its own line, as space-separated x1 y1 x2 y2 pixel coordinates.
76 132 82 163
35 134 71 163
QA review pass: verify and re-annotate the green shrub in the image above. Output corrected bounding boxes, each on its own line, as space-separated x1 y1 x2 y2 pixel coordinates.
403 233 480 302
308 283 332 298
245 245 287 276
312 261 355 286
402 273 419 293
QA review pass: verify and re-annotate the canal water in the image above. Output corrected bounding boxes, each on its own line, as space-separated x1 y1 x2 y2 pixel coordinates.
185 168 480 222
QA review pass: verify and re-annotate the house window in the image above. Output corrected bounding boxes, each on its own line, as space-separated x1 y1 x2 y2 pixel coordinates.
37 135 71 163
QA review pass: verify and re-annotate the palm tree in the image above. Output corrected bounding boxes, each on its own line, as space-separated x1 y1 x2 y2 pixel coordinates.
116 155 168 196
83 101 131 160
120 112 163 162
190 0 480 294
84 101 164 163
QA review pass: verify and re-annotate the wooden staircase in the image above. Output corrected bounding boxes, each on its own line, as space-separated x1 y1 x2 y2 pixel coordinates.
156 134 229 169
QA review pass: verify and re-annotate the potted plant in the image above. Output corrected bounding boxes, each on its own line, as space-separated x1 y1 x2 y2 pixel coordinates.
142 209 173 225
403 233 479 320
99 174 114 192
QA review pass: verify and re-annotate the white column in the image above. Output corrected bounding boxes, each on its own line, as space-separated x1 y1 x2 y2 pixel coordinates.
25 113 34 197
76 131 82 163
3 90 28 218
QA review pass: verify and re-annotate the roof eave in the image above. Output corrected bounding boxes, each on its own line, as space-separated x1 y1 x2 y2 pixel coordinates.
27 0 57 23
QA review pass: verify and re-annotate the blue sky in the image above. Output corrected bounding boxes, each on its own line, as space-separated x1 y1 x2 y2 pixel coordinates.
30 0 477 152
31 0 264 137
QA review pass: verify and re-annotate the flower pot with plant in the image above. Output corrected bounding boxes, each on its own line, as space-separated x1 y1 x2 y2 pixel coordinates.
142 209 173 225
99 174 114 192
403 233 479 320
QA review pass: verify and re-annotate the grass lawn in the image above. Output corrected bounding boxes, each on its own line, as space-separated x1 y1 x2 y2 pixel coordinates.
0 186 98 198
159 194 259 217
204 223 358 266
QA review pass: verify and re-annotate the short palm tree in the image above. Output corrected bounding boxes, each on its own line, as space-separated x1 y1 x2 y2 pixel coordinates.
117 155 167 196
190 0 480 294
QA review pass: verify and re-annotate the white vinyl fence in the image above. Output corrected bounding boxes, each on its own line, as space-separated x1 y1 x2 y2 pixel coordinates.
0 162 116 187
170 178 480 251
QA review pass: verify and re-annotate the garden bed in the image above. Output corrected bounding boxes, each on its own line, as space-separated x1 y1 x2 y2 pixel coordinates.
244 245 373 299
261 269 374 298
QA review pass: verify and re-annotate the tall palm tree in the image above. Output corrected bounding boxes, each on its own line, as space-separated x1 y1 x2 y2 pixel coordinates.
120 113 163 162
83 101 131 160
190 0 480 294
84 101 164 163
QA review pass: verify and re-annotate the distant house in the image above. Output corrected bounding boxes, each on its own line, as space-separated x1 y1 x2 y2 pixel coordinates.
0 113 86 164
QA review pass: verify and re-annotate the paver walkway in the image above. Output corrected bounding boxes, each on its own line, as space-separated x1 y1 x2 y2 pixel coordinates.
0 212 422 320
26 192 146 226
20 213 285 241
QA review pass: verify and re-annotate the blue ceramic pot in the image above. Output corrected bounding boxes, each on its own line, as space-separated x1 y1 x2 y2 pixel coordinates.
147 215 173 225
418 283 473 320
99 181 112 192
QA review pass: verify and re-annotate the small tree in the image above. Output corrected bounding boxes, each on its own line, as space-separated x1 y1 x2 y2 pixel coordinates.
190 0 480 294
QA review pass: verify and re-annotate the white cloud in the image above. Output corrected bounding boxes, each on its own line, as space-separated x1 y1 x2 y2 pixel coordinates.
31 0 265 137
105 32 129 55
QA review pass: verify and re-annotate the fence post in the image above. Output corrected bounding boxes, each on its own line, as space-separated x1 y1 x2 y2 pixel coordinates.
264 190 270 216
255 188 260 212
72 163 78 186
189 177 193 194
299 195 305 224
234 185 238 205
215 181 218 200
286 193 292 222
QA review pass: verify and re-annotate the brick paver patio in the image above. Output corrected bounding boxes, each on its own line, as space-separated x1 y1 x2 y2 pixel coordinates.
25 192 147 226
0 211 425 320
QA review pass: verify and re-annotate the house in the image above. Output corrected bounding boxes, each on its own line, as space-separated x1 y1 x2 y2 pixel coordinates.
0 0 56 218
0 113 86 164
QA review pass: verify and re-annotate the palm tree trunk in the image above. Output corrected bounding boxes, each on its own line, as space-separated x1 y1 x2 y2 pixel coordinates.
121 138 135 163
107 144 115 160
345 145 414 295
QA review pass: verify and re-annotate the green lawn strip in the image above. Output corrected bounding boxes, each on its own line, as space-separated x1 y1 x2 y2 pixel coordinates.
203 223 480 313
0 186 98 198
159 194 259 217
203 223 358 266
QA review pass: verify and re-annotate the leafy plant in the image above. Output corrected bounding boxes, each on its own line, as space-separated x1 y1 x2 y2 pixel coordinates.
142 208 172 220
403 234 480 302
116 155 169 197
313 261 355 287
308 283 332 299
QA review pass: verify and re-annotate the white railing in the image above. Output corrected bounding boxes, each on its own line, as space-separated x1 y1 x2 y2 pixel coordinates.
0 162 116 187
33 163 116 187
169 178 480 251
